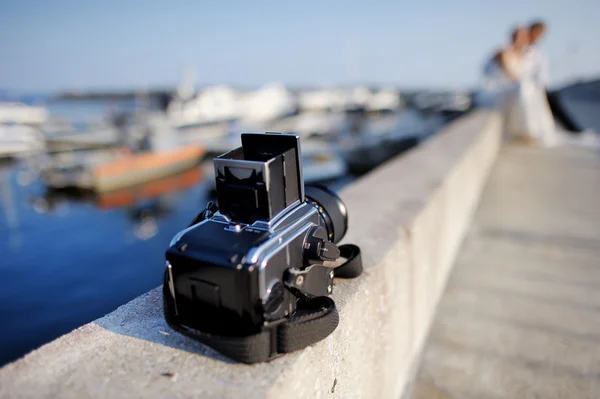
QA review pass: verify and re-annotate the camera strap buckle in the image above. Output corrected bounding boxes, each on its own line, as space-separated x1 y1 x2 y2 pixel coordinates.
285 265 335 298
285 243 363 298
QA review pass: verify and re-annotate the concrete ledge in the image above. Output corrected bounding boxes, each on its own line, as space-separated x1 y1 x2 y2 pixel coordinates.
0 110 503 399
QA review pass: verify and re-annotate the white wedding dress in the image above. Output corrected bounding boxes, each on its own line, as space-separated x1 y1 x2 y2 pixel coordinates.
479 50 559 147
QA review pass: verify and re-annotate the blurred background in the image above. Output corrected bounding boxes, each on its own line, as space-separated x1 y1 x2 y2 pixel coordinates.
0 0 598 366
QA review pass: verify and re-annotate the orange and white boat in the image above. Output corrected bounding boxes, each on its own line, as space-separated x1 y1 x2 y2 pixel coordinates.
31 165 204 216
93 144 205 192
96 166 203 209
43 144 205 192
43 112 206 192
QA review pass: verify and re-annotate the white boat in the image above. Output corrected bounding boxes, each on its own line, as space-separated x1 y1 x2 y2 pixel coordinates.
169 83 296 143
168 85 241 128
345 86 373 110
0 102 48 125
190 119 268 156
176 122 231 147
239 83 297 122
366 88 404 112
299 89 348 112
176 81 299 153
298 87 375 113
44 124 122 153
267 111 346 139
0 124 46 158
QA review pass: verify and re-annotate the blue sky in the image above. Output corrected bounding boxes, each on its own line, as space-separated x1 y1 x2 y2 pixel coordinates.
1 0 599 91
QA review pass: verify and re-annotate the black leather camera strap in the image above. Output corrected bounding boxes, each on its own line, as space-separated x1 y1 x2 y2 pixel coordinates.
163 244 363 364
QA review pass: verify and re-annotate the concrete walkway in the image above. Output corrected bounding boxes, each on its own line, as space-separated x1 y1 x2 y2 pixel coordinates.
409 143 600 399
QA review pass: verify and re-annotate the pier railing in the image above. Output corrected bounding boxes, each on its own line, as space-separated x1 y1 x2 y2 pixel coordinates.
0 110 503 399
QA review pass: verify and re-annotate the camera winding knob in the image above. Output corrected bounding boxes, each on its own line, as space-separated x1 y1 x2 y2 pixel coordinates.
303 226 340 266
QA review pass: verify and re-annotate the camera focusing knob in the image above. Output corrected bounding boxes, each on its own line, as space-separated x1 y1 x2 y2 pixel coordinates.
303 226 340 266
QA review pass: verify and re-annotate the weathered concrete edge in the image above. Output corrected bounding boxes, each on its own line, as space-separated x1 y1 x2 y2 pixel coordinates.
267 110 503 398
400 110 503 399
0 110 503 399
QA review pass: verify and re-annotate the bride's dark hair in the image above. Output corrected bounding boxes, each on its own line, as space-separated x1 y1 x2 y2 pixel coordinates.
510 27 520 43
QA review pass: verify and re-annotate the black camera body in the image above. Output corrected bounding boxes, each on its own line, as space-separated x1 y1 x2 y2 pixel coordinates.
163 133 361 363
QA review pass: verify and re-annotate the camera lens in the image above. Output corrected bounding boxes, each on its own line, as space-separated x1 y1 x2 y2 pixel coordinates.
305 185 348 244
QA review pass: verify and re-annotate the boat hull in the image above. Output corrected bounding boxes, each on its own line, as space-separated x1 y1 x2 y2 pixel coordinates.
93 145 205 192
43 145 205 192
96 166 203 209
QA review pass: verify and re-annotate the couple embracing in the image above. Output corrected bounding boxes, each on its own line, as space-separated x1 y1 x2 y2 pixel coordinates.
481 21 558 147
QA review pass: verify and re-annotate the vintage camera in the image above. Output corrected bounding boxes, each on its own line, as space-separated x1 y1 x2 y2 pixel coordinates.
163 133 361 363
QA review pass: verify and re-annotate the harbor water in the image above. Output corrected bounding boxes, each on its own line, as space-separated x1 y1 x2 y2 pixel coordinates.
0 159 212 366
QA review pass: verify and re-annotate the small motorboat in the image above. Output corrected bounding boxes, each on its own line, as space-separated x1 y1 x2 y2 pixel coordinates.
95 166 203 209
92 144 205 192
32 165 204 241
42 113 206 192
32 166 203 212
42 144 205 192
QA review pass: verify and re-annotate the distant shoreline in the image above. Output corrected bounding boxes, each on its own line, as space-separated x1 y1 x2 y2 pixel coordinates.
54 89 175 101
